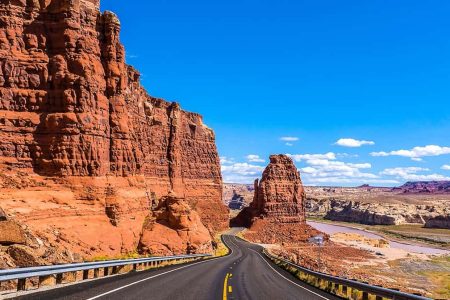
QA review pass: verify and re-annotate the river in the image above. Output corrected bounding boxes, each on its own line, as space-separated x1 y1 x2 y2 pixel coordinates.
307 221 450 255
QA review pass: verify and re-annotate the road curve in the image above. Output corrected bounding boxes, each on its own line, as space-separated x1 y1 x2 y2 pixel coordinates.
13 233 340 300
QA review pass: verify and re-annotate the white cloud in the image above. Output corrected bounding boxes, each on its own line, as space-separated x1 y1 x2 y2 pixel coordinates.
288 152 337 162
246 154 265 163
335 138 375 148
220 156 234 165
285 143 294 147
293 153 382 186
371 145 450 161
442 165 450 171
280 137 299 142
380 167 450 181
221 163 264 183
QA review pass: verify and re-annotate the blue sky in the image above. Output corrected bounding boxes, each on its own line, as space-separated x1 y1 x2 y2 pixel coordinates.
101 1 450 186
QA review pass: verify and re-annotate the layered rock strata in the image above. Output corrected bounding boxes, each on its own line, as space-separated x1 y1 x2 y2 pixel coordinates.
234 155 306 226
234 155 320 244
0 0 227 265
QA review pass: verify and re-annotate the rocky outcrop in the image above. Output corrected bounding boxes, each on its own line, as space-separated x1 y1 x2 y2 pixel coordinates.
139 193 213 255
234 155 306 226
0 0 227 265
425 215 450 229
234 155 320 244
306 185 450 228
0 221 26 245
320 200 448 226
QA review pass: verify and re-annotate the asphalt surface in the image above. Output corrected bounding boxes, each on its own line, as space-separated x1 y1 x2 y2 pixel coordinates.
12 232 340 300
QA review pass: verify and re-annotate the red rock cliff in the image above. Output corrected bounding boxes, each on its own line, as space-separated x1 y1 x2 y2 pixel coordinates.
0 0 227 263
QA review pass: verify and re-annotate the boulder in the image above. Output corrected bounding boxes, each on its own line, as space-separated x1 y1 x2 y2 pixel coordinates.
7 245 44 267
0 221 26 245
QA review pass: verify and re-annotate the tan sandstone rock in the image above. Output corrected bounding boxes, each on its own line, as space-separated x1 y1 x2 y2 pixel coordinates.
0 221 26 245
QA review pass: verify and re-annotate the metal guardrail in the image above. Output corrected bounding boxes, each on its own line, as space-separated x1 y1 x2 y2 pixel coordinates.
263 249 431 300
0 253 211 292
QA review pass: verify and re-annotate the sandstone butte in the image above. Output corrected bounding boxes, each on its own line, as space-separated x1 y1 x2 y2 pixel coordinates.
234 155 321 245
0 0 229 267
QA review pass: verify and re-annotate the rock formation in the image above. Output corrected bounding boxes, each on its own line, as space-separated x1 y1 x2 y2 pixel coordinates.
139 192 213 255
425 215 450 229
234 155 306 226
393 181 450 194
0 0 228 265
306 186 449 227
233 155 320 244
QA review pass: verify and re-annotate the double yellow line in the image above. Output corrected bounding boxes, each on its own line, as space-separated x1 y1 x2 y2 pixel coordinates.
222 273 233 300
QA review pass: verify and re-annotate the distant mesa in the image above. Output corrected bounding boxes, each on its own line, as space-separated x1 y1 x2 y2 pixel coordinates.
392 181 450 194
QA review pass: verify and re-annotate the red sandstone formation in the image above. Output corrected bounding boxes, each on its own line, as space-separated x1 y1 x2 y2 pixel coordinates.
234 155 321 244
234 154 307 227
139 192 213 255
0 0 227 266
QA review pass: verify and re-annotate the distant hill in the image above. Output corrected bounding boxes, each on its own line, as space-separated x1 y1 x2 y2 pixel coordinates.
392 181 450 194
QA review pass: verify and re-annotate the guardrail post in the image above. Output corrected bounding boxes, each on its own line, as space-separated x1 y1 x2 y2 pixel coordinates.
362 291 369 300
56 273 63 285
94 268 99 278
112 266 118 275
17 278 26 291
133 264 137 271
83 270 89 280
375 296 382 300
104 267 109 276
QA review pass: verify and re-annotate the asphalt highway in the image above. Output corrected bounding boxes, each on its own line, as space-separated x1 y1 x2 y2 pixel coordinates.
13 232 339 300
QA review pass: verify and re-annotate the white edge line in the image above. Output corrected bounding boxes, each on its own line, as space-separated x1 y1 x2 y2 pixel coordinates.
248 248 330 300
86 236 235 300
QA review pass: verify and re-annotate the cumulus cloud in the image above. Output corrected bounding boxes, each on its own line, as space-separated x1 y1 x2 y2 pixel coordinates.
221 163 264 183
335 138 375 148
220 156 234 165
246 154 265 163
380 167 450 181
288 152 336 162
280 137 299 142
371 145 450 161
442 165 450 171
291 152 386 185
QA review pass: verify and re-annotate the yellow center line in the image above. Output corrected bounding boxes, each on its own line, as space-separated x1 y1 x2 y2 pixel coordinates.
223 273 230 300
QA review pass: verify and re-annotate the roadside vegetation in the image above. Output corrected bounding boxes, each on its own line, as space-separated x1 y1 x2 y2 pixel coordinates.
214 234 230 257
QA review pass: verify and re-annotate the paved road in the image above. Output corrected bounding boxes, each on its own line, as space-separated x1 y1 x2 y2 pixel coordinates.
13 233 339 300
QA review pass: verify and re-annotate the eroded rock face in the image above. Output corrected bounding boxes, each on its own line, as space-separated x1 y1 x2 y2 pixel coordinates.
425 215 450 229
234 155 306 226
0 0 226 231
0 0 227 264
233 155 317 244
139 193 213 255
